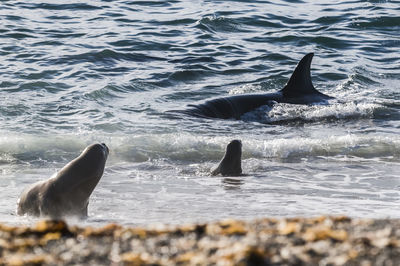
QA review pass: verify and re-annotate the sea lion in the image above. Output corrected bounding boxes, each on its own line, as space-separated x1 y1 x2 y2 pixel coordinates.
17 143 109 219
178 53 334 119
212 140 242 176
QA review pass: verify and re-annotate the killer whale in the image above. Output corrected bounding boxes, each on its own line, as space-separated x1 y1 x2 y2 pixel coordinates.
180 53 334 119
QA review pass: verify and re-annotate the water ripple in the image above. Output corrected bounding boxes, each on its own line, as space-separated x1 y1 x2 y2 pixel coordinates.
26 3 103 11
0 0 399 223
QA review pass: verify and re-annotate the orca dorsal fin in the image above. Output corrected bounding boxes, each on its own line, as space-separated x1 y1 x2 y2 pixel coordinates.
281 53 318 97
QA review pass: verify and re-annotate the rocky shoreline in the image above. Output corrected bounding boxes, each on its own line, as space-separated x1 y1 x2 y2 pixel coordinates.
1 216 399 265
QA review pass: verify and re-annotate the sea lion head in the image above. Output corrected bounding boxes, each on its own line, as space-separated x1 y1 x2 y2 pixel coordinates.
57 143 109 182
226 139 242 158
212 139 242 176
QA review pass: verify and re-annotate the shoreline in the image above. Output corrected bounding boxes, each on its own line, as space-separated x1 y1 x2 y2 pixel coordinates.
1 216 399 265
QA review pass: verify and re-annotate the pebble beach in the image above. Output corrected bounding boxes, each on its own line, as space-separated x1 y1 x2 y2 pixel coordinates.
1 216 399 265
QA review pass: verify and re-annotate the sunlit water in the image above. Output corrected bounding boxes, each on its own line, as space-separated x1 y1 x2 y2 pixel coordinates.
0 0 399 226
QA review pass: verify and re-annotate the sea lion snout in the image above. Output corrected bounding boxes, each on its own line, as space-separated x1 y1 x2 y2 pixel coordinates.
100 143 109 156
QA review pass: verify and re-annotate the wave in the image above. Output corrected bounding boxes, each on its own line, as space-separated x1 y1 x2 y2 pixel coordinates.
1 132 400 166
22 3 102 11
197 15 249 33
54 49 164 66
351 16 400 29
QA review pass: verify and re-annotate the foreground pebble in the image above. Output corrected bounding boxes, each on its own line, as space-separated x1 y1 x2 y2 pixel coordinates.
1 216 399 265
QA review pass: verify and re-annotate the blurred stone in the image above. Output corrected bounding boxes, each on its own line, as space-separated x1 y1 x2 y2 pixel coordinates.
0 216 399 265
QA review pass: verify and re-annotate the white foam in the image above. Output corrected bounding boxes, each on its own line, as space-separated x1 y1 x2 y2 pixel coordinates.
228 84 262 95
1 131 399 165
245 134 400 160
242 101 379 123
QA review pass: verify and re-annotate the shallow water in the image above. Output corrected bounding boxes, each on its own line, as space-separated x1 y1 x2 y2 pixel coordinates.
0 0 399 226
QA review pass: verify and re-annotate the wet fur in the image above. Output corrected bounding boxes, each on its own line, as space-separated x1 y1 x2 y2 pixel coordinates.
212 140 242 176
17 143 108 219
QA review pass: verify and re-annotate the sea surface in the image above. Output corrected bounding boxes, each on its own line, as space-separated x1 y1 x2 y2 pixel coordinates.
0 0 399 226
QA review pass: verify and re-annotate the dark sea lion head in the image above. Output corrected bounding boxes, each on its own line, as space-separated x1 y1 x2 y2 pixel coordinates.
226 139 242 158
212 139 242 176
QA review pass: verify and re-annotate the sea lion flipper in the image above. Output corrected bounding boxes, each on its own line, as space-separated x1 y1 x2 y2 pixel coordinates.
17 184 41 216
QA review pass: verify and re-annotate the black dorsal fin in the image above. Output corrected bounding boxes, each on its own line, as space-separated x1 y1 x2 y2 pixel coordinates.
281 53 318 97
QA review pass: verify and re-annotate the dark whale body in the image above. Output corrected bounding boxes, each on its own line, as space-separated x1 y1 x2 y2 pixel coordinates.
181 53 333 119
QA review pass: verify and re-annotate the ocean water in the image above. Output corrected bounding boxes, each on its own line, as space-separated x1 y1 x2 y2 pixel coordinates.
0 0 399 226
